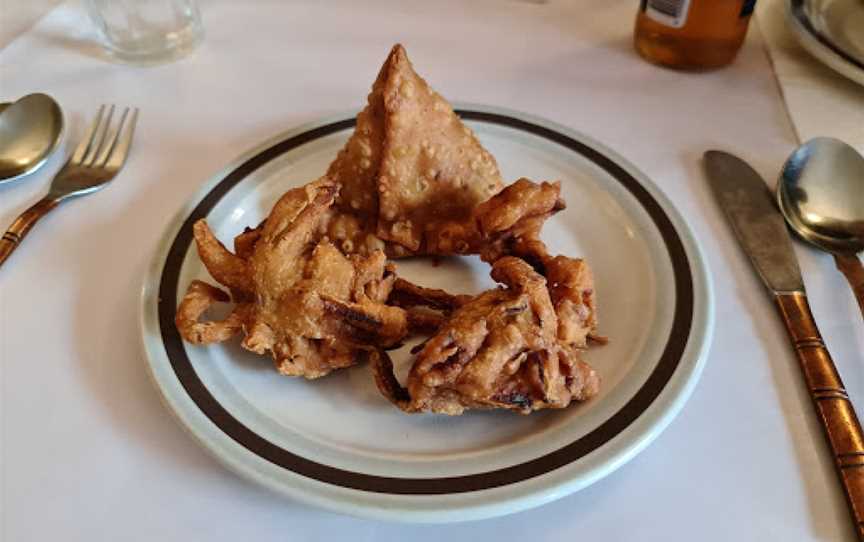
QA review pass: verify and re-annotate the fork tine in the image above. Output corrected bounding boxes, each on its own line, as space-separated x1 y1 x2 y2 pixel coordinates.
70 105 106 165
82 104 115 166
105 108 138 171
94 107 129 167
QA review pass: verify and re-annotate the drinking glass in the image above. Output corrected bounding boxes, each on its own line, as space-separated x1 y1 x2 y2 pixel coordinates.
86 0 204 63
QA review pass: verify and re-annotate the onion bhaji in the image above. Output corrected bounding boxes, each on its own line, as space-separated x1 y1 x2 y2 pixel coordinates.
176 179 423 378
372 257 600 415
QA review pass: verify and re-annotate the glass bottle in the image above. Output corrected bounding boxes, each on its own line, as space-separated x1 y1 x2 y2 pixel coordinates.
634 0 757 70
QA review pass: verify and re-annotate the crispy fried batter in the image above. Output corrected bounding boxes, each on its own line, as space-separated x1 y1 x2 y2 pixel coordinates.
233 224 262 260
175 280 250 344
327 51 387 221
193 221 252 294
176 45 605 406
371 257 600 415
242 180 411 377
478 231 598 349
477 178 565 238
326 44 504 255
323 210 391 257
413 177 599 348
181 176 597 384
544 255 598 348
387 277 471 335
430 177 598 349
425 178 565 257
176 179 436 379
405 309 447 334
323 47 562 261
388 277 472 311
374 45 503 250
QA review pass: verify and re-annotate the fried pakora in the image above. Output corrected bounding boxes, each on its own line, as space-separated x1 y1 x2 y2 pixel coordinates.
424 177 565 257
372 257 600 415
176 179 423 378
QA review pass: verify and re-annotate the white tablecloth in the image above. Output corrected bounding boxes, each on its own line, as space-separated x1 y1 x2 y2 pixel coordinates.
2 1 862 540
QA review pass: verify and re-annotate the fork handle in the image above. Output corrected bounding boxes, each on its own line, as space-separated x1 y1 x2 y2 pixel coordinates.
835 253 864 324
0 197 60 268
775 291 864 541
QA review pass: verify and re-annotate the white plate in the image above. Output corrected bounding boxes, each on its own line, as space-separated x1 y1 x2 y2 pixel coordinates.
787 0 864 86
140 106 714 523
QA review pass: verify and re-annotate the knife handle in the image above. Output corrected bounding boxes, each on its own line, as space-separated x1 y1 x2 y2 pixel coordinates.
775 291 864 541
834 253 864 324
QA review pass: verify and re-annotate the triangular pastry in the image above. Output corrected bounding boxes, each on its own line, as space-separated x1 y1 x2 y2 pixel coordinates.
328 44 503 254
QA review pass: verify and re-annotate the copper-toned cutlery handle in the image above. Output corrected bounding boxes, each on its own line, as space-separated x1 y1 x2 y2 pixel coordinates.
776 291 864 540
835 253 864 323
0 197 59 268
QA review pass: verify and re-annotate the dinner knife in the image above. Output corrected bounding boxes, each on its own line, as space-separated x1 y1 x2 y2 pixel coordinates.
704 150 864 541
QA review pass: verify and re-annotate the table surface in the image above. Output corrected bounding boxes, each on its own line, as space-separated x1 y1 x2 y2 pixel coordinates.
1 1 862 541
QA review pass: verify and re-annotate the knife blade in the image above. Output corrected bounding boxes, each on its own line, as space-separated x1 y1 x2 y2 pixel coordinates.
704 150 864 541
703 150 804 293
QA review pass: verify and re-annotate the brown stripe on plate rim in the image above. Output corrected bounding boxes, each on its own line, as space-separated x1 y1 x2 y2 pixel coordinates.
157 111 694 495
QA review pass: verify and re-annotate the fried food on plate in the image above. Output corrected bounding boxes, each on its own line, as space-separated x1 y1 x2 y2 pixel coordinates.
420 177 599 348
388 277 472 312
424 178 565 257
326 44 504 255
457 178 600 348
372 257 600 415
175 179 427 378
175 280 250 344
544 254 602 348
387 278 474 334
324 46 565 261
176 44 606 410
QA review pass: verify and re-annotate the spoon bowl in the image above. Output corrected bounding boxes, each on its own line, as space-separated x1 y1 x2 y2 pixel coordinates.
0 93 64 183
778 137 864 320
777 137 864 253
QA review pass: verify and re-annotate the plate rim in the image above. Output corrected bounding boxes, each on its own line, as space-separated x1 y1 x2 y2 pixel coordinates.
786 0 864 86
139 104 715 522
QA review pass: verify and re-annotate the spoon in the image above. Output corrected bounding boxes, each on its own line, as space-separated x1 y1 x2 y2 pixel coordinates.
0 93 64 183
777 137 864 321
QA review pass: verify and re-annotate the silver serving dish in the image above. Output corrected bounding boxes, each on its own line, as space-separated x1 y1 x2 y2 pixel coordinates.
787 0 864 86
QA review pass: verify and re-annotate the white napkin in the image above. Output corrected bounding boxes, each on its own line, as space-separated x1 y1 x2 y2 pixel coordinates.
757 0 864 154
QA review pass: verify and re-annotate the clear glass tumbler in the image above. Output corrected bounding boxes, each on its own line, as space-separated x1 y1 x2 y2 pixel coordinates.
86 0 204 64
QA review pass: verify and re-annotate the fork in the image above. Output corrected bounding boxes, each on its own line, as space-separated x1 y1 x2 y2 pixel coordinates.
0 105 138 268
